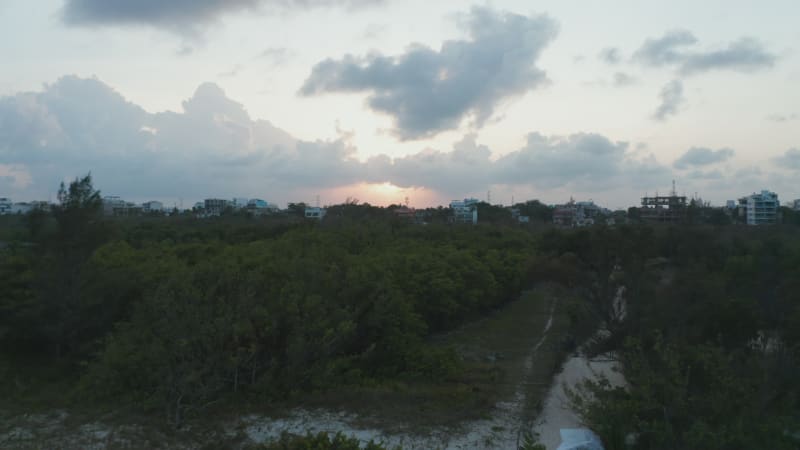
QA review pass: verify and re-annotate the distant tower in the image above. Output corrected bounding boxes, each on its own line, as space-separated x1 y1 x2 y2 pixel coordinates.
487 190 492 204
315 195 320 208
671 180 677 196
404 196 409 207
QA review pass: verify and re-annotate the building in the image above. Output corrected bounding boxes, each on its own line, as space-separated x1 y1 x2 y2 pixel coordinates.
511 208 530 224
450 198 478 225
304 206 326 220
232 198 249 209
793 199 800 211
204 198 230 216
103 196 140 216
739 190 779 225
393 206 417 221
142 201 164 213
0 198 11 214
640 194 687 223
553 199 604 227
247 199 279 215
248 199 269 209
10 202 33 215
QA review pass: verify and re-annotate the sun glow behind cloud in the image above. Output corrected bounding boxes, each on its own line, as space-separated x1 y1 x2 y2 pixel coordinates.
325 182 439 207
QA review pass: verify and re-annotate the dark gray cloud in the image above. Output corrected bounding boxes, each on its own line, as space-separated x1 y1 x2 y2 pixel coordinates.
633 30 776 75
633 30 698 66
773 148 800 169
61 0 384 33
598 47 622 64
493 133 669 191
653 80 684 121
673 147 734 169
679 38 776 75
299 6 558 139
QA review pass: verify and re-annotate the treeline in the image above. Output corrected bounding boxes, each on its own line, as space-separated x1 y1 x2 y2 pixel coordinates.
0 175 536 426
533 226 800 449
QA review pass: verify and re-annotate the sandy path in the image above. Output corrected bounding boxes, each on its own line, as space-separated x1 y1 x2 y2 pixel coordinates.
531 286 628 449
530 355 623 449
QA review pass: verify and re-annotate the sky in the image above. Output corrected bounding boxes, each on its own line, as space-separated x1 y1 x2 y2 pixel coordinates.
0 0 798 209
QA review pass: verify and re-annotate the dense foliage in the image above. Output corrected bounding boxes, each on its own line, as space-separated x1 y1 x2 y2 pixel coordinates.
1 176 536 426
539 227 800 450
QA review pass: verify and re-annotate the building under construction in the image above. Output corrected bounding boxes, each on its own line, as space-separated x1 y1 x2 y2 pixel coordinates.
640 182 687 223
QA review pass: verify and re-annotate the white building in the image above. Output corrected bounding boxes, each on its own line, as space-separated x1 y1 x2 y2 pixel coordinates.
304 206 326 220
142 201 164 213
232 198 249 209
739 190 779 225
450 198 479 225
0 198 11 214
10 203 33 215
103 196 140 216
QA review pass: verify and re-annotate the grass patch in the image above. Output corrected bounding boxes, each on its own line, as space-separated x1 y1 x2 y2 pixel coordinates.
285 284 573 431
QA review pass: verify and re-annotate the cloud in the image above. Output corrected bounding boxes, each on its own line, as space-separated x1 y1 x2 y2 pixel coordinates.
61 0 384 35
673 147 734 169
299 6 558 139
612 72 637 87
366 134 494 193
773 148 800 169
0 75 718 205
0 76 357 200
767 113 798 122
598 47 622 64
0 165 33 190
653 80 684 121
218 64 244 78
633 30 776 75
679 38 776 75
257 47 292 66
633 30 698 66
492 133 669 190
685 169 724 180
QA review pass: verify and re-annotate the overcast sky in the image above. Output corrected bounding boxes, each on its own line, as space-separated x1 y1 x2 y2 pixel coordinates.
1 0 798 209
